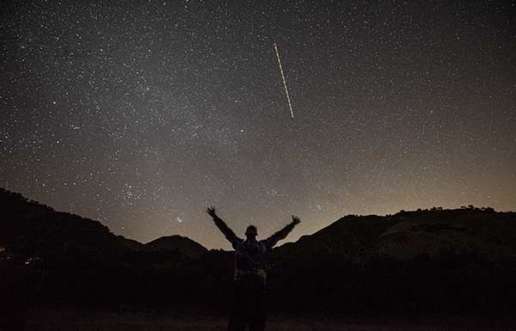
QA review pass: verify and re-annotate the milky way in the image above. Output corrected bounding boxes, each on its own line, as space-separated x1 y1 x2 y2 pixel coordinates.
1 0 515 248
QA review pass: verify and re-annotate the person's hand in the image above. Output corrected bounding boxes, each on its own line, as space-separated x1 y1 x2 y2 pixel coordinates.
291 215 301 225
207 206 217 217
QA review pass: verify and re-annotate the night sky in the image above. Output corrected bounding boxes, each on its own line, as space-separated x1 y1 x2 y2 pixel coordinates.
1 0 515 249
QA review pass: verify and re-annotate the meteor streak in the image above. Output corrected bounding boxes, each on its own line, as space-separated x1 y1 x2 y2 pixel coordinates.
273 42 294 119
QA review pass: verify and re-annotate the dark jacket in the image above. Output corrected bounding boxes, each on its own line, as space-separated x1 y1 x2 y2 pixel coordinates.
211 215 296 281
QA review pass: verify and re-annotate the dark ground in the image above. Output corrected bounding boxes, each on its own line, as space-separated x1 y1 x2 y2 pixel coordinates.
21 307 516 331
3 191 516 330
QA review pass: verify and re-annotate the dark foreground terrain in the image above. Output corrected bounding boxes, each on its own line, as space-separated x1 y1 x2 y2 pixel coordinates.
24 308 516 331
2 188 516 330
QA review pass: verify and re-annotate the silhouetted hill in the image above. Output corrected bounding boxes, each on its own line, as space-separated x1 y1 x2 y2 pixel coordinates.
0 188 207 265
5 186 514 266
2 187 516 317
268 207 516 314
0 188 143 266
275 207 516 262
144 235 208 259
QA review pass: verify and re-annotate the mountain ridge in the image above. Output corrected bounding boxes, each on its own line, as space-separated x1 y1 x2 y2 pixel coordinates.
0 187 205 260
2 187 516 314
2 187 516 261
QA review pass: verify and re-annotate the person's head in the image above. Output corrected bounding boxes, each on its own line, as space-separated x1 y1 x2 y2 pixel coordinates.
245 225 258 239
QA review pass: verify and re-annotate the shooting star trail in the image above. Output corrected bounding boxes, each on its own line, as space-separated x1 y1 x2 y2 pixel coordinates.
273 42 294 119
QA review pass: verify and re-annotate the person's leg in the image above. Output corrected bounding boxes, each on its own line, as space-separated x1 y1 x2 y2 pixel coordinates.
241 276 254 330
228 279 246 331
249 276 266 331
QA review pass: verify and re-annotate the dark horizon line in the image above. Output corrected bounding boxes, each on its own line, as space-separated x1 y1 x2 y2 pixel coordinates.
2 186 514 250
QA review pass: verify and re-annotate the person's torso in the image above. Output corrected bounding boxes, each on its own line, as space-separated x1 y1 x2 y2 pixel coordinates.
234 239 270 280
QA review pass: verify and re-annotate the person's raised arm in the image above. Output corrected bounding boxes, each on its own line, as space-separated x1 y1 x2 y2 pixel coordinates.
264 215 301 249
206 206 240 246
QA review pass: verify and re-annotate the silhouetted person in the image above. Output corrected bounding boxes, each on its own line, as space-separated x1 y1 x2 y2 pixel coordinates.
207 206 300 331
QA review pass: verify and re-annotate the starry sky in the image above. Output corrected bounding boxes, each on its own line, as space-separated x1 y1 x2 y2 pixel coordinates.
1 0 515 249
